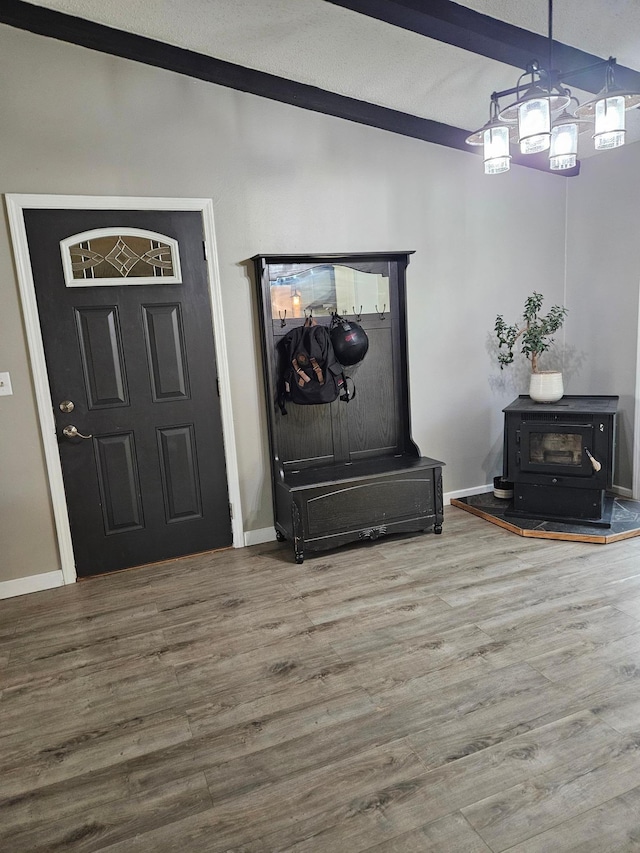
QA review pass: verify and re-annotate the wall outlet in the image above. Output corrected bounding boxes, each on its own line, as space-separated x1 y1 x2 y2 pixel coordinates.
0 372 13 396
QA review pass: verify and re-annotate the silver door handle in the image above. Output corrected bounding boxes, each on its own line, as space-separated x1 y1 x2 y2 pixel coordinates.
63 425 93 440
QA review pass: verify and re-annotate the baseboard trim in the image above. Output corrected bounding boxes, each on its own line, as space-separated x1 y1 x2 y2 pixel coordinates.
243 527 277 547
444 484 493 506
0 570 65 600
612 484 633 498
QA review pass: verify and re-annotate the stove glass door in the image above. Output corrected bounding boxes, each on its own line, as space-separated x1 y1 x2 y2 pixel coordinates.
519 423 594 476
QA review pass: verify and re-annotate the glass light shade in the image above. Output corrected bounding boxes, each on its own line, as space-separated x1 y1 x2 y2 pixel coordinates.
594 95 625 149
518 97 551 154
483 125 510 174
549 122 578 170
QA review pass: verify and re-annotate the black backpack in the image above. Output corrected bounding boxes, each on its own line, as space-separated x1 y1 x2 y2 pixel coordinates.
277 319 353 414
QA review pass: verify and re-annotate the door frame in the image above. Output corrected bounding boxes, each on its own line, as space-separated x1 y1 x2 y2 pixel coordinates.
634 282 640 501
6 193 244 584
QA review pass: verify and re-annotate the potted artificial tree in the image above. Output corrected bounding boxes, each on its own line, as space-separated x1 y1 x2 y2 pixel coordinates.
494 292 568 402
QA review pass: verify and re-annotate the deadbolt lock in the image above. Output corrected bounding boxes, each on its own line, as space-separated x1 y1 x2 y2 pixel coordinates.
59 400 75 413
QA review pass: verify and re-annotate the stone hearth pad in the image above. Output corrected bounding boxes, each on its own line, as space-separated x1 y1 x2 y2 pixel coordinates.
451 492 640 544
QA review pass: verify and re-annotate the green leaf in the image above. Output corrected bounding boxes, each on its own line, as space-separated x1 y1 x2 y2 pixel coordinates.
493 293 567 371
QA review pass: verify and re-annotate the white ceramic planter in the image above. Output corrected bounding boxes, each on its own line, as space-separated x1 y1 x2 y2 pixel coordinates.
529 371 564 403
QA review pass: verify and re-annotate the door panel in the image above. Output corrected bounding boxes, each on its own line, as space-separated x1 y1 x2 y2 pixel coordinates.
142 304 190 401
95 433 144 533
24 208 232 577
157 425 202 521
75 305 129 407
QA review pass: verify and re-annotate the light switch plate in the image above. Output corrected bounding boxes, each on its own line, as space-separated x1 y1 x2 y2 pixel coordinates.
0 372 13 396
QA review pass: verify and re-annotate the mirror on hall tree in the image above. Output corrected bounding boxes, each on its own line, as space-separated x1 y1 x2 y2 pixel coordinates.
269 264 389 319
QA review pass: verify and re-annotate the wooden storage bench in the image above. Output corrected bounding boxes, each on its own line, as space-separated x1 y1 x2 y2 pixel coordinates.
253 252 444 564
275 455 443 562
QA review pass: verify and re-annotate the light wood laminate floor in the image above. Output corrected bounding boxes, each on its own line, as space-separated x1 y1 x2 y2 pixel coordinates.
3 506 640 852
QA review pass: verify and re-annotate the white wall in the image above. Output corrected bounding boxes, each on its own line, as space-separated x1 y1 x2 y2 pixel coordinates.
0 24 570 583
565 143 640 490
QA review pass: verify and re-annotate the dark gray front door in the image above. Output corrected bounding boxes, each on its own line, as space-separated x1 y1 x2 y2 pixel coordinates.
24 207 232 577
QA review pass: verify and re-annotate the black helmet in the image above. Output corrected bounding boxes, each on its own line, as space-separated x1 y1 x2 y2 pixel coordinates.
330 315 369 366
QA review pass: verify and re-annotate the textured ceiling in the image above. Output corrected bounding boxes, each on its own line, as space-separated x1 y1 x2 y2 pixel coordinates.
15 0 640 161
461 0 640 70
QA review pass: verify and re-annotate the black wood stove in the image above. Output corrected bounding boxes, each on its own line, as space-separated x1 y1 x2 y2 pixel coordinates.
503 395 618 527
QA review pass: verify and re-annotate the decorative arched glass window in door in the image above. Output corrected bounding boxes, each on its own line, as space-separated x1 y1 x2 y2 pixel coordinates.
60 228 182 287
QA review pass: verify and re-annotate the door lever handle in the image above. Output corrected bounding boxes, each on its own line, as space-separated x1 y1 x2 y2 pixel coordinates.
63 425 93 440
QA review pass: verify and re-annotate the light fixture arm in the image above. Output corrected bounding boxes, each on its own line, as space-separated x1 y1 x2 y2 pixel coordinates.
493 63 552 103
558 56 616 87
491 57 617 124
548 0 554 73
489 93 500 121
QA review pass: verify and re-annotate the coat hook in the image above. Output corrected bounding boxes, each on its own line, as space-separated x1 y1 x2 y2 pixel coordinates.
279 309 287 327
304 308 313 320
352 305 362 322
376 303 386 320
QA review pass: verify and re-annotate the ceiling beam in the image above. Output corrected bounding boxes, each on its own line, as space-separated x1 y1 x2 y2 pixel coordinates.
327 0 640 95
0 0 573 174
0 0 469 149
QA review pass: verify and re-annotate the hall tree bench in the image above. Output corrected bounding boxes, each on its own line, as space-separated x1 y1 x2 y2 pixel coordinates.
253 252 444 564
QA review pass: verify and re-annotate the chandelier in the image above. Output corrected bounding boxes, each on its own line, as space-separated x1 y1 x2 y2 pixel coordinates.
465 0 640 174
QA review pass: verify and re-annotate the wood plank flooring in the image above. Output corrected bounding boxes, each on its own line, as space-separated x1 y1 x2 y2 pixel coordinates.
2 506 640 851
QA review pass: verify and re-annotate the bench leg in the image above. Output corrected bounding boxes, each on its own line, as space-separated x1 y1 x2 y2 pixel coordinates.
292 502 304 565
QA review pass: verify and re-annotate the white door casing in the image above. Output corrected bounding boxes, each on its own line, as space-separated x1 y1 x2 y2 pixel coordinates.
634 282 640 500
